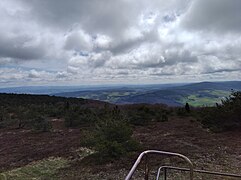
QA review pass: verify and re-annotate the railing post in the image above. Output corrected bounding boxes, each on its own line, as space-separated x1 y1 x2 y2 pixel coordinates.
144 154 149 180
163 167 167 180
201 167 204 180
156 166 241 180
125 150 194 180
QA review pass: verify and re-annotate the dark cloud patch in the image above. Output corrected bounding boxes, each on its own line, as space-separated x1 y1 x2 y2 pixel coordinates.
181 0 241 33
150 72 174 76
110 30 159 55
211 68 241 74
163 49 198 66
163 14 177 22
110 38 145 55
0 34 46 61
26 0 140 36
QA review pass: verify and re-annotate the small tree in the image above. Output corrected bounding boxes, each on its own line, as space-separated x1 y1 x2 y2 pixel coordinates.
31 116 52 132
0 106 11 128
161 113 168 122
64 107 97 127
64 110 78 127
15 108 33 129
83 106 140 162
185 102 190 113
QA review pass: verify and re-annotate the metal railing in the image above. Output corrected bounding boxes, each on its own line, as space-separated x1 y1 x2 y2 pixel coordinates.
125 150 194 180
126 150 241 180
156 166 241 180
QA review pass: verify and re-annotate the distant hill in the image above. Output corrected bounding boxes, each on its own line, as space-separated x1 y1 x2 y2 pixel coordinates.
0 85 114 95
1 81 241 107
0 83 184 95
174 81 241 91
53 81 241 107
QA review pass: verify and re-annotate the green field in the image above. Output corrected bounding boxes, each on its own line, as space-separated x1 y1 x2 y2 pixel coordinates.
178 90 231 107
79 91 138 103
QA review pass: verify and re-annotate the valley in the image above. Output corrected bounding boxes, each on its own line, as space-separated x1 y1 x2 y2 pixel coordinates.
53 81 241 107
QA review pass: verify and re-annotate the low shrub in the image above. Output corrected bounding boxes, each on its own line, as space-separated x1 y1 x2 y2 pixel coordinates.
82 106 140 162
31 116 52 132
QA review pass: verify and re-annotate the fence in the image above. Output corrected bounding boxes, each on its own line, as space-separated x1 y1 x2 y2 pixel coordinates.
156 166 241 180
125 150 241 180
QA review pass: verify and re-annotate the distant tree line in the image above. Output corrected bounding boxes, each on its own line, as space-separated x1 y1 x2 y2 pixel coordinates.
0 93 172 131
0 93 94 131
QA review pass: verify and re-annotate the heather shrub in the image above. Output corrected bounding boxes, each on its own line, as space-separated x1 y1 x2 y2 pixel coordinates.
31 116 52 132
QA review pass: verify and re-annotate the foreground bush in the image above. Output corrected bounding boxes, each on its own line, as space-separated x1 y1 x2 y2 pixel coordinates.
82 106 140 162
200 91 241 132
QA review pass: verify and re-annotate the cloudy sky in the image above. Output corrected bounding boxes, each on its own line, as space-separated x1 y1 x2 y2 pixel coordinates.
0 0 241 87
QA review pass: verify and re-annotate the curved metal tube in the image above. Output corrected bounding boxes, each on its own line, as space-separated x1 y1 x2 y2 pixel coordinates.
156 166 241 180
125 150 194 180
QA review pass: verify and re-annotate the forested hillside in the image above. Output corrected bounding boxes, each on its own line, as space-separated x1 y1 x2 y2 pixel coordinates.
54 81 241 106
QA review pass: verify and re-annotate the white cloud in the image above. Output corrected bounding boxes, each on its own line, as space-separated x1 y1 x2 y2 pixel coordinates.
94 34 112 49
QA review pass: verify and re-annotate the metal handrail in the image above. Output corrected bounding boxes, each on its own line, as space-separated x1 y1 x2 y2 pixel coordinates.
125 150 194 180
156 166 241 180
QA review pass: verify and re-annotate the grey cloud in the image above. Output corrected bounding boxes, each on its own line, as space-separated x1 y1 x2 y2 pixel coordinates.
26 0 140 36
181 0 241 33
67 66 79 75
56 71 69 79
0 1 67 64
109 44 198 70
88 51 111 68
64 30 92 52
0 67 73 86
0 34 46 61
69 51 111 69
150 72 174 76
0 58 13 65
117 71 129 75
110 38 145 55
211 68 241 74
163 49 198 66
26 0 188 33
110 29 159 55
23 0 188 51
194 54 241 76
163 14 177 23
28 69 41 78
